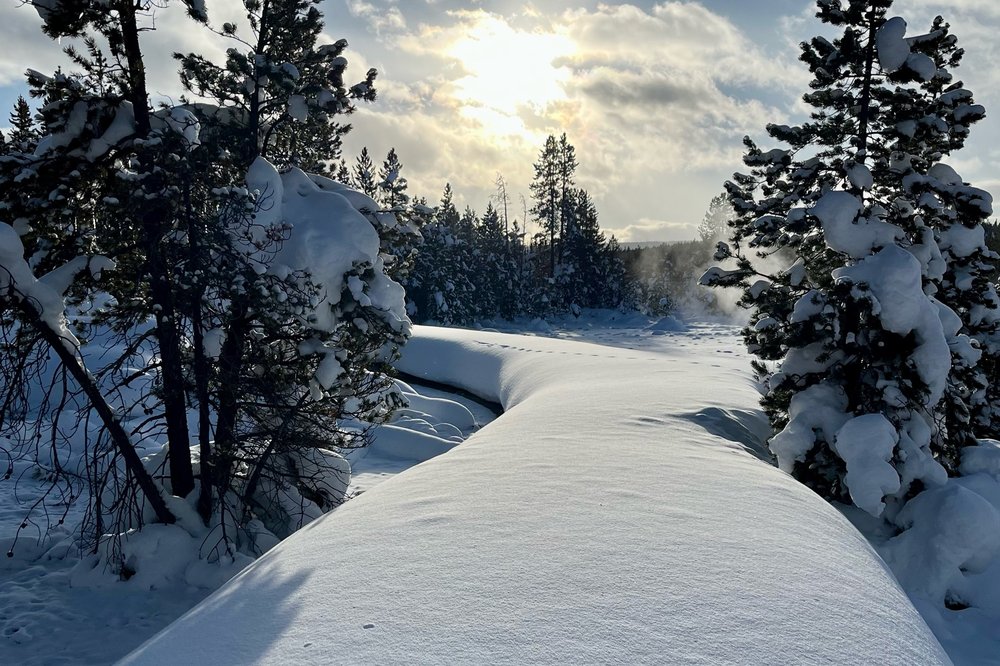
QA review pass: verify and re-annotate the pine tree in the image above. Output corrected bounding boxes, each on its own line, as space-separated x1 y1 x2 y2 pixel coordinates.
335 158 353 185
473 202 505 318
7 96 36 152
173 0 406 538
561 188 603 309
704 0 994 519
530 135 560 279
406 184 476 325
600 235 635 311
353 146 379 199
697 193 734 243
556 133 578 268
378 148 408 210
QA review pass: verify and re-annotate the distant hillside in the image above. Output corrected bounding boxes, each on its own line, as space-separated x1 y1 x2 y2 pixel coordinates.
619 240 678 250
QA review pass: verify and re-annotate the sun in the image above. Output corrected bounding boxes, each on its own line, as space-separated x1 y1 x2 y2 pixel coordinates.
447 15 574 138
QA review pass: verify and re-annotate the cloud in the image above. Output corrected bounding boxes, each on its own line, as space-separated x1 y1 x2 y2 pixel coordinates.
604 217 696 243
340 3 804 241
346 0 407 35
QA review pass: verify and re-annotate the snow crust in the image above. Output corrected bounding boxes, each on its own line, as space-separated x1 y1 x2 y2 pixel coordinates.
125 326 948 665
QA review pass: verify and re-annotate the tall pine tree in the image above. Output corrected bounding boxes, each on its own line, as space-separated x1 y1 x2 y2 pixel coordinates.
705 0 995 519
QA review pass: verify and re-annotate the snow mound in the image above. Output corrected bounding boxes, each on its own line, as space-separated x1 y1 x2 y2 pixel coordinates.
646 314 687 334
882 484 1000 605
125 327 947 665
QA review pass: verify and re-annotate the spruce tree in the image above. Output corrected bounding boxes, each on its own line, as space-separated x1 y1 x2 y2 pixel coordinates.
705 0 995 519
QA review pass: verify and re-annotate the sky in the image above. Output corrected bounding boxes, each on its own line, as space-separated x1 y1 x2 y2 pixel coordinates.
0 0 998 242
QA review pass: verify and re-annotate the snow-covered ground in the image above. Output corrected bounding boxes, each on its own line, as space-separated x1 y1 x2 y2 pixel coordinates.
7 317 1000 664
0 380 494 665
123 321 952 665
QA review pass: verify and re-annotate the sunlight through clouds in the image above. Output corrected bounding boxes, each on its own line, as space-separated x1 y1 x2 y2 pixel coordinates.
445 12 574 139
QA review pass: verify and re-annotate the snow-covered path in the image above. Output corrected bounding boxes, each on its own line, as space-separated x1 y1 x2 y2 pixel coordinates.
124 325 948 665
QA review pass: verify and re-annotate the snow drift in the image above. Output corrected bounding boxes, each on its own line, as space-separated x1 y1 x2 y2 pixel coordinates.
123 326 947 664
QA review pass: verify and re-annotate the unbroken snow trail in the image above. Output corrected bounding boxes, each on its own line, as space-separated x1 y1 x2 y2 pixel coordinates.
124 325 949 665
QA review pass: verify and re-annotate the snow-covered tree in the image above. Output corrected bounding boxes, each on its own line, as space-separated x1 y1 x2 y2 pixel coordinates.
704 0 996 519
697 193 735 243
406 185 476 325
0 0 408 563
172 0 407 541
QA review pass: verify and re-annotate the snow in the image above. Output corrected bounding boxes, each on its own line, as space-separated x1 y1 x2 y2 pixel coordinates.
769 382 849 471
0 222 85 350
34 101 87 157
646 314 686 333
244 158 410 337
834 413 901 517
960 440 1000 477
125 324 948 665
162 107 201 149
0 375 490 665
877 17 910 72
812 190 901 259
939 223 986 259
86 102 137 161
906 52 937 81
287 95 308 122
846 162 874 191
833 245 951 405
202 327 225 359
882 484 1000 606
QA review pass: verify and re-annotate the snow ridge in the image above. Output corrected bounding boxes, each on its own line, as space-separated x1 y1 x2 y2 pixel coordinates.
123 327 947 665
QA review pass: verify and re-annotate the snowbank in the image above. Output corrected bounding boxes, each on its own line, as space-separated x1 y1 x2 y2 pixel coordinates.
124 326 947 665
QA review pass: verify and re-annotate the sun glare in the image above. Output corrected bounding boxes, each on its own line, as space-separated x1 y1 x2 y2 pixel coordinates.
448 15 574 138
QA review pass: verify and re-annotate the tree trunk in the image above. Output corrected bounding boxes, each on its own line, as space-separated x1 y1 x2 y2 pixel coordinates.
856 10 879 163
213 308 250 493
185 181 215 525
118 0 195 498
18 300 175 525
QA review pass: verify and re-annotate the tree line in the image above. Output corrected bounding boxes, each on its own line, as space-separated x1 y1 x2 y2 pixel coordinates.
334 136 736 325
